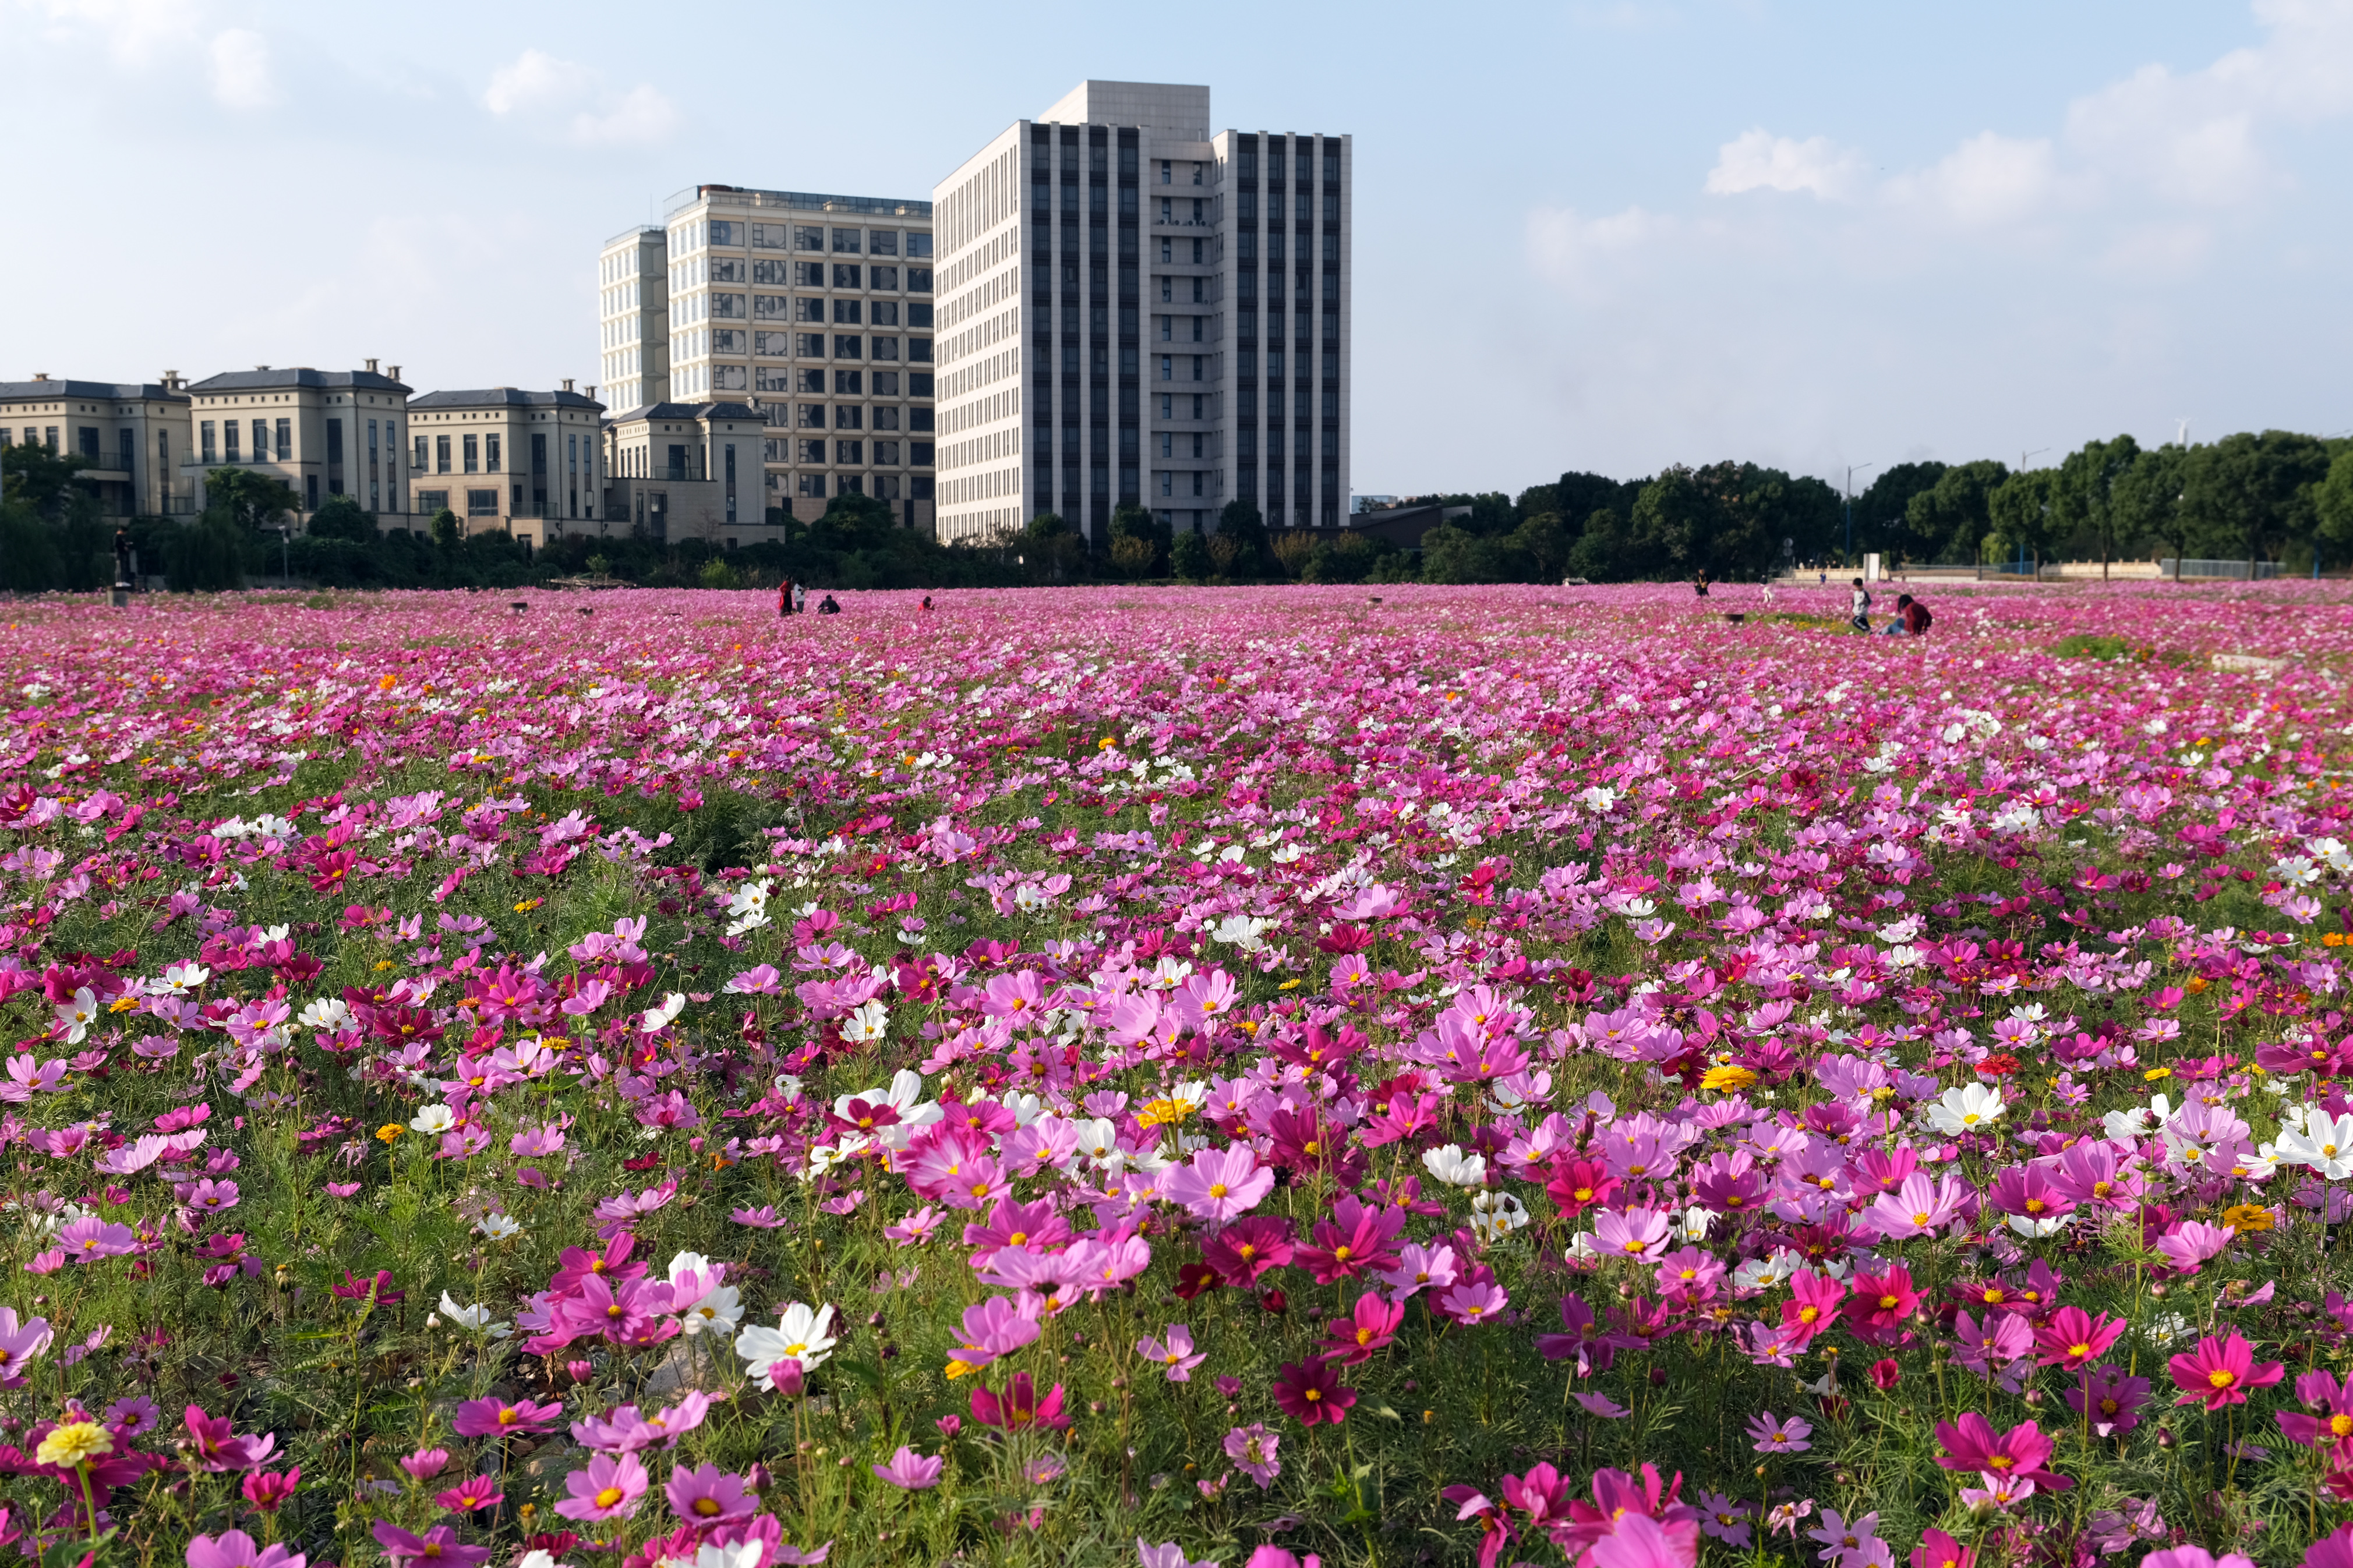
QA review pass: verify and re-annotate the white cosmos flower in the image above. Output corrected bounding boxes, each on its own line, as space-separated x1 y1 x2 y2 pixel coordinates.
839 1000 891 1045
735 1301 836 1387
437 1291 513 1339
151 961 211 997
2006 1213 2073 1239
681 1285 743 1336
1924 1083 2006 1135
409 1104 457 1135
2103 1094 2172 1144
1421 1144 1486 1188
1468 1190 1528 1242
2275 1111 2353 1180
298 997 351 1032
475 1213 524 1241
52 988 99 1044
642 992 687 1032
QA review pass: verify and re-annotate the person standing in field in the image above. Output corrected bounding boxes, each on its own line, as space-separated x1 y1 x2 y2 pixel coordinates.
1849 577 1871 632
778 577 795 617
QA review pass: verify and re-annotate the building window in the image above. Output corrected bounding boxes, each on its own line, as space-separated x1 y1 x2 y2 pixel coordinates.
752 222 789 249
466 488 498 516
798 404 826 429
832 228 861 253
712 292 746 319
910 441 935 465
755 295 788 320
417 489 448 513
223 421 240 461
709 220 739 246
874 440 900 465
907 235 932 257
201 421 216 462
837 474 863 495
834 405 863 430
276 417 292 458
796 473 825 497
464 434 479 473
871 231 899 256
797 440 827 465
755 331 792 356
872 406 900 431
833 335 863 359
486 433 502 472
909 338 932 362
794 225 824 251
871 266 899 291
835 440 863 464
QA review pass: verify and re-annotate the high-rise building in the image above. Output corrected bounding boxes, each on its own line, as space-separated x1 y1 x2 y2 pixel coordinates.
929 80 1350 544
598 228 667 413
600 186 938 530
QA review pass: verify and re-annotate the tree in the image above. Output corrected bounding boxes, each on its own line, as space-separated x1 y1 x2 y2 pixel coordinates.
1216 499 1267 577
1903 460 2011 564
810 491 898 554
0 502 62 590
202 467 301 533
162 514 246 592
1020 511 1084 581
1849 462 1947 562
1168 529 1211 581
1108 504 1168 575
1 442 96 519
1987 469 2060 568
307 494 377 541
2050 436 2141 575
2178 430 2331 572
2316 447 2353 567
1564 507 1631 582
431 507 464 547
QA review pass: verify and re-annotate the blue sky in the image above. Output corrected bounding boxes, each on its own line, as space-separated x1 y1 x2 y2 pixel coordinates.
8 0 2349 500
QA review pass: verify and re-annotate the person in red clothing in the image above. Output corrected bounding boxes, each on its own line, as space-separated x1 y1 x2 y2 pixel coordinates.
778 577 796 617
1879 593 1932 637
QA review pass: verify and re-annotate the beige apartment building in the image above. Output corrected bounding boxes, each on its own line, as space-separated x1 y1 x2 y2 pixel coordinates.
603 400 789 548
407 384 607 547
0 374 196 515
603 185 939 531
181 363 412 520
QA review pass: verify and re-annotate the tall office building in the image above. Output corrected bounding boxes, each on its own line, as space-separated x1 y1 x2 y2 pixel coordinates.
600 186 937 527
930 80 1350 544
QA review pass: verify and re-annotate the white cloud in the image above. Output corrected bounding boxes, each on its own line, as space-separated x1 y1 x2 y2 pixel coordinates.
573 84 680 146
1525 204 1677 301
1885 132 2064 228
1704 129 1864 200
484 48 596 116
483 49 677 146
15 0 202 66
207 27 273 110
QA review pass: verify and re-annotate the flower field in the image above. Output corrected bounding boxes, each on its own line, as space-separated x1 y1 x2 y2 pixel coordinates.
6 579 2353 1568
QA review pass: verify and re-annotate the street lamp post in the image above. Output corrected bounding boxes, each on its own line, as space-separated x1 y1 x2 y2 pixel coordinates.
1843 462 1878 569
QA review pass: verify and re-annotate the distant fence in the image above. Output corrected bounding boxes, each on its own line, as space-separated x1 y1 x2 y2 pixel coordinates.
2162 558 2281 579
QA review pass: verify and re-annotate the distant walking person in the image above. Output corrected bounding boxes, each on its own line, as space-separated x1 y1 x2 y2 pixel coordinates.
793 581 808 614
1693 569 1710 599
1849 577 1872 632
778 577 795 617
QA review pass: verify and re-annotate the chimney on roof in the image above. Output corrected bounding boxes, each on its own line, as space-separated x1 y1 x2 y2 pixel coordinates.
365 358 379 373
32 372 47 381
561 378 574 393
256 364 270 371
162 370 178 390
387 365 401 382
586 384 598 402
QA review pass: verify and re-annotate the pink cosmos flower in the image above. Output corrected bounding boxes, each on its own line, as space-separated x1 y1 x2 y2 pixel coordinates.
1223 1422 1281 1488
398 1448 449 1482
2032 1306 2128 1371
369 1523 492 1566
188 1532 305 1568
434 1475 502 1513
1592 1206 1673 1260
1591 1512 1700 1568
2168 1332 2284 1410
1435 1279 1508 1328
1317 1293 1404 1365
871 1447 944 1491
1159 1145 1274 1221
1136 1323 1206 1381
665 1462 758 1525
451 1395 563 1438
0 1308 52 1388
946 1296 1043 1376
1747 1411 1813 1453
552 1450 649 1521
2140 1550 2255 1568
2069 1364 2150 1436
184 1404 277 1472
1931 1414 2070 1491
56 1217 137 1261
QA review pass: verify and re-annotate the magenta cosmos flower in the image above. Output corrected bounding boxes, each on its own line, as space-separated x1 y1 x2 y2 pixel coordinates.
1160 1146 1273 1222
1271 1358 1355 1428
665 1461 758 1524
871 1446 944 1491
2168 1332 2285 1411
1136 1323 1206 1381
369 1523 492 1567
1931 1414 2070 1491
